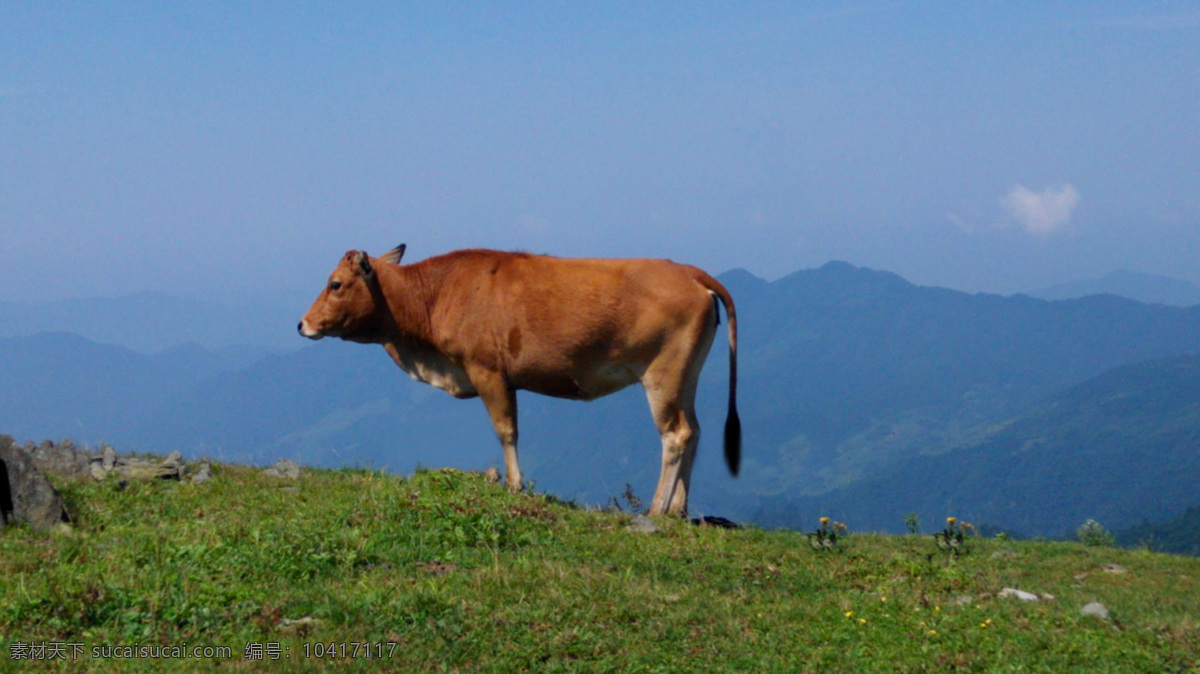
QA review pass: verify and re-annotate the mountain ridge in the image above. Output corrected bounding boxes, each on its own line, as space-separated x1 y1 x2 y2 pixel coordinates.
1029 269 1200 307
753 352 1200 538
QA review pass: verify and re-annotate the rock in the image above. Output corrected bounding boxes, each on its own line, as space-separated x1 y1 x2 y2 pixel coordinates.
954 595 974 605
999 588 1040 602
626 514 660 534
28 439 93 482
112 459 180 481
279 616 320 636
691 515 740 529
990 549 1019 560
264 459 301 480
0 436 71 532
1081 602 1110 620
1101 563 1128 574
162 451 186 479
191 462 212 484
20 439 191 482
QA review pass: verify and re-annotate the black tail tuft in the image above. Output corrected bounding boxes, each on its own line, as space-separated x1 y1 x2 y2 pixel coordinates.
724 405 741 477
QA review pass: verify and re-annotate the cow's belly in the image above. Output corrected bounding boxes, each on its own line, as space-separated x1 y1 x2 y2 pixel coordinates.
517 364 640 401
415 366 478 398
388 346 478 398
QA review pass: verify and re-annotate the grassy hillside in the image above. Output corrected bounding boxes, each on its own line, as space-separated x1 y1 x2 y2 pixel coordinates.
2 463 1198 672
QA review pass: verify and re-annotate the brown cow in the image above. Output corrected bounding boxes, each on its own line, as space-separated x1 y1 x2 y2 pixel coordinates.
298 245 739 516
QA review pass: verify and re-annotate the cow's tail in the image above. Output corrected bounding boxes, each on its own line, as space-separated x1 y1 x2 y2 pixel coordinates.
697 273 741 477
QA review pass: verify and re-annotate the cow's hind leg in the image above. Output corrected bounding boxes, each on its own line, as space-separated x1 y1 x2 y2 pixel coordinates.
644 367 701 517
470 368 522 492
644 305 718 516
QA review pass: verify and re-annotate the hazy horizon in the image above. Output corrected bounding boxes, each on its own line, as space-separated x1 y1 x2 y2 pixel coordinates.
1 259 1198 308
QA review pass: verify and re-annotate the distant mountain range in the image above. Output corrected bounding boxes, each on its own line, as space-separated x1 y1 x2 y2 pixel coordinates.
754 353 1200 537
1028 270 1200 307
3 269 1194 354
0 291 306 353
1117 505 1200 556
4 263 1200 544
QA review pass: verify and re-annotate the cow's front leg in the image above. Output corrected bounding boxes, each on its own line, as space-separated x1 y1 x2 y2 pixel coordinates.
470 368 522 492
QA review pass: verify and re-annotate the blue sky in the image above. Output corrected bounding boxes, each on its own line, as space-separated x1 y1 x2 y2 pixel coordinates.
2 2 1198 303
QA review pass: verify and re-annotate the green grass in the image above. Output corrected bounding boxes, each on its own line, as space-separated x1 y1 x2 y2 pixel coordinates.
2 464 1198 672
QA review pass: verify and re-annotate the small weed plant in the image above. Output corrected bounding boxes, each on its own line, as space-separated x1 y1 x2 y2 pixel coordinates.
807 517 847 552
605 483 643 513
1077 518 1116 547
934 516 975 557
904 511 920 535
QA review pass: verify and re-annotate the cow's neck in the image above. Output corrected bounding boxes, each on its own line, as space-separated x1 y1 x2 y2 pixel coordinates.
373 263 437 345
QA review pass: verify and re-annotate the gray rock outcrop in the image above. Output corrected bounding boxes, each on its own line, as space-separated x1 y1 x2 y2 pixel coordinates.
28 439 94 482
1081 602 1110 620
7 437 206 485
191 462 212 484
626 514 661 534
263 459 301 480
0 435 70 532
24 439 193 482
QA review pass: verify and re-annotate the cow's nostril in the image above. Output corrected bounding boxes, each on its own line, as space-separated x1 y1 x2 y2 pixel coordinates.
297 321 303 334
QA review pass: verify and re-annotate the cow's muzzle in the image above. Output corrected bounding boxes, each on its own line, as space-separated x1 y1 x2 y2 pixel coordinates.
297 320 323 340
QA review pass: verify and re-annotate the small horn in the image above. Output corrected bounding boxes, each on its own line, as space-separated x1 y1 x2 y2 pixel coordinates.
353 251 375 279
380 244 406 266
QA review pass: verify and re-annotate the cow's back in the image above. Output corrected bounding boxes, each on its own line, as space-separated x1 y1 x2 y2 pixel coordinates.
416 251 715 399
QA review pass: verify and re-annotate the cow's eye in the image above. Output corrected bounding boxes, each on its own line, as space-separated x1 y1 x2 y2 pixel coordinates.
329 281 342 291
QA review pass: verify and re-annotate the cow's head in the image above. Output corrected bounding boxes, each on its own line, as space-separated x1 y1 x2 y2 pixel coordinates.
298 245 405 343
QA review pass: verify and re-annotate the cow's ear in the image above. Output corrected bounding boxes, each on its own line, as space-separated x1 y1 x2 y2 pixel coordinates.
353 251 375 281
380 244 406 266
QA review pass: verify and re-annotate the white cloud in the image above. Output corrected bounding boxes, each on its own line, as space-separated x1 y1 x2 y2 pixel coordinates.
1000 184 1080 236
